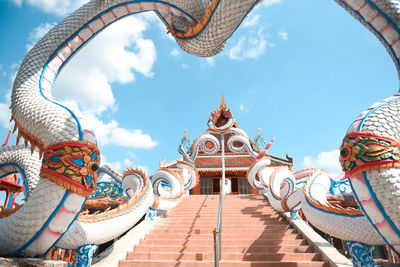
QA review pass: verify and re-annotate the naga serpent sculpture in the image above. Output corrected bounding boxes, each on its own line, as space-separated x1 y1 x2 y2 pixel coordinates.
2 0 261 257
1 0 400 264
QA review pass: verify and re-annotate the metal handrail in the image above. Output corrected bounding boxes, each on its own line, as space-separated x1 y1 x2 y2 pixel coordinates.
213 134 225 267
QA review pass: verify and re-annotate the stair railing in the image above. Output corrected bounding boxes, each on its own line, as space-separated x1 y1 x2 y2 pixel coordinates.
213 133 225 267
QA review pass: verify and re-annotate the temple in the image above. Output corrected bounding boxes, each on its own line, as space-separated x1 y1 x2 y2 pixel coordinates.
161 94 293 195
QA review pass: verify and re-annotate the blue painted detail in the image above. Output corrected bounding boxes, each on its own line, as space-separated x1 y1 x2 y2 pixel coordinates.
72 158 84 167
348 179 400 257
50 155 62 162
178 144 193 164
337 0 400 85
184 177 192 191
91 181 123 198
39 1 199 142
81 177 150 222
304 193 363 218
361 172 400 241
0 163 29 198
161 180 171 189
91 152 98 161
282 178 294 198
254 131 268 151
86 175 93 185
347 241 374 267
154 178 169 196
329 178 351 195
358 95 400 130
45 196 88 255
180 134 192 155
145 207 156 221
75 244 97 267
290 201 301 211
11 190 71 256
6 192 15 209
290 209 300 220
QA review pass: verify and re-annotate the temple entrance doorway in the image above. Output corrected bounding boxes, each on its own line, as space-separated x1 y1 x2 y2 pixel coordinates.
198 177 253 195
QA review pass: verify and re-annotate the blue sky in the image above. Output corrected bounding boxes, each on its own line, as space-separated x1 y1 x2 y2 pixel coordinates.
0 0 398 178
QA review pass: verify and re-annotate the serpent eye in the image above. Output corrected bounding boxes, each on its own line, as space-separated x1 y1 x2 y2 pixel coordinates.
90 163 99 172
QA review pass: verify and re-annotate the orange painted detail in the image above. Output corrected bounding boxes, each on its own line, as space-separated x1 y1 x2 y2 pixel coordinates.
167 0 220 39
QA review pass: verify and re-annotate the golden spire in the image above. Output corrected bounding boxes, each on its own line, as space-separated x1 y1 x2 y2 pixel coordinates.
184 129 187 134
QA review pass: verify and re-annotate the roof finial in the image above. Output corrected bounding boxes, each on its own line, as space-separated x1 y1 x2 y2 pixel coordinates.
258 128 261 132
184 129 187 134
219 92 226 108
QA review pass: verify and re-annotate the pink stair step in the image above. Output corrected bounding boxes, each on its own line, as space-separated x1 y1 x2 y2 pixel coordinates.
134 245 314 253
119 195 328 267
126 252 321 261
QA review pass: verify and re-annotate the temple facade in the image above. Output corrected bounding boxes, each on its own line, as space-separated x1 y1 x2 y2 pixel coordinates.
162 95 293 195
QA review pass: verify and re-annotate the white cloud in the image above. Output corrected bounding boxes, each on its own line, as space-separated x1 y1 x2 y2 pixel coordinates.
26 22 56 51
100 154 150 177
0 103 11 129
124 158 134 167
9 0 22 6
229 29 270 60
170 49 180 57
302 149 342 174
264 0 282 7
53 15 156 115
11 0 90 17
61 100 158 149
279 31 288 40
181 63 189 69
111 128 158 149
0 64 5 77
238 103 250 114
244 14 261 28
205 57 215 66
57 69 115 115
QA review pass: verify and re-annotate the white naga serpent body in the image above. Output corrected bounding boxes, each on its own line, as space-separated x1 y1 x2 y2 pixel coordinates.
3 0 400 262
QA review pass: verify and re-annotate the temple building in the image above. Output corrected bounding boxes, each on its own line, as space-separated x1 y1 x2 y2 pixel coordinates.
161 94 293 195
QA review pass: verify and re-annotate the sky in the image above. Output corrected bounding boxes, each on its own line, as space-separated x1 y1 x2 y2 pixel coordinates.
0 0 398 180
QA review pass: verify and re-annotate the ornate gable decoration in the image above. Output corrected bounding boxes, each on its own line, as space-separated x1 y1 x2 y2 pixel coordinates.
207 93 235 132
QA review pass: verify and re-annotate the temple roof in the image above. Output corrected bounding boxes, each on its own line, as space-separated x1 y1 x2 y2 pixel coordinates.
162 94 293 173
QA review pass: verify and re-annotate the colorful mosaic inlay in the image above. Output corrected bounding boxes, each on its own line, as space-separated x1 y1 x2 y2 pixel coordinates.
340 132 400 175
40 141 100 196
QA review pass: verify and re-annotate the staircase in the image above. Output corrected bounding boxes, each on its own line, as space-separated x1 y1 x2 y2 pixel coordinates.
119 194 329 266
